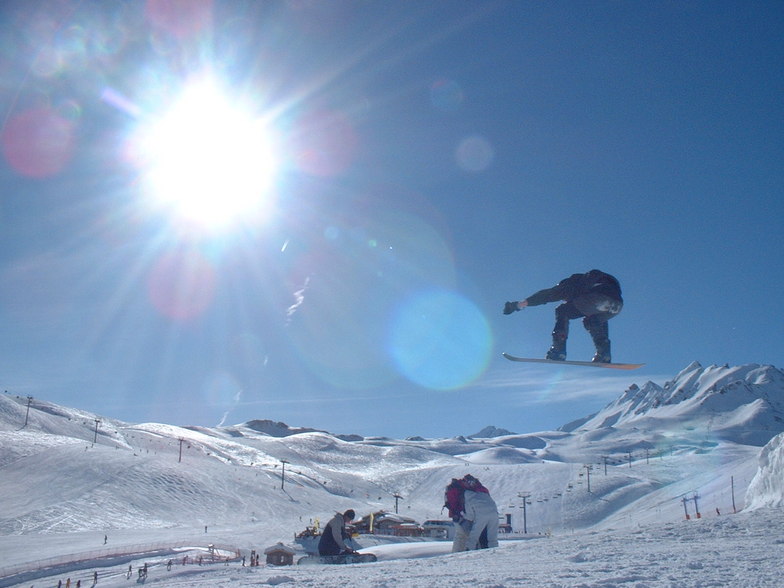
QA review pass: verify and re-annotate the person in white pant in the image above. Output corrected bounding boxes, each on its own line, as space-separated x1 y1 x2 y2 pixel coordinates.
452 518 471 552
463 488 499 550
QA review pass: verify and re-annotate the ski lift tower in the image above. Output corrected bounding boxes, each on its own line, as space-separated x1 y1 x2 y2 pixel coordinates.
393 493 403 514
517 492 531 534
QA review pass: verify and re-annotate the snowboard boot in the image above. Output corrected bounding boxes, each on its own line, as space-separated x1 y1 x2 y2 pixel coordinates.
546 346 566 361
585 317 611 363
591 344 611 364
546 331 567 361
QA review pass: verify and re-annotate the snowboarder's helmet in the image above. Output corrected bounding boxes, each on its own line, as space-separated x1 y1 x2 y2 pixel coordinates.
344 509 355 520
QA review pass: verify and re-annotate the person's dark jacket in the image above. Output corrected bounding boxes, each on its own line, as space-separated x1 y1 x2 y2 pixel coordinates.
525 270 622 307
318 513 350 556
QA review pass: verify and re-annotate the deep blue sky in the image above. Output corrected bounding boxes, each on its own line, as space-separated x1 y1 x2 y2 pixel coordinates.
1 1 782 438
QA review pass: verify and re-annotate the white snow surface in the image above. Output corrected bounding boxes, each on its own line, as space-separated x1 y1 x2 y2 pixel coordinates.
746 431 784 510
2 361 784 587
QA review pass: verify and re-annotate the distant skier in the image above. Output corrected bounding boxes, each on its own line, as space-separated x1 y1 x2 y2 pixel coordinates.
318 510 358 556
504 269 623 363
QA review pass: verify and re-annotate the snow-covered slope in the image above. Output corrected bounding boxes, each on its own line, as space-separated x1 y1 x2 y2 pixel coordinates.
746 431 784 509
2 361 784 587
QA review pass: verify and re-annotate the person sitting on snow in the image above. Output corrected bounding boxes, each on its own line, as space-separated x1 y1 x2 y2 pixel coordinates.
318 509 358 556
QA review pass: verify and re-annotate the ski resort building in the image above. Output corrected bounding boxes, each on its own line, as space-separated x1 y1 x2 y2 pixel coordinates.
264 543 296 566
422 519 456 539
353 511 424 536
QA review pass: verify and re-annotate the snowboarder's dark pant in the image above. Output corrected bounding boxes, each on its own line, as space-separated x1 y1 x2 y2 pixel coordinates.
552 293 622 353
318 532 342 556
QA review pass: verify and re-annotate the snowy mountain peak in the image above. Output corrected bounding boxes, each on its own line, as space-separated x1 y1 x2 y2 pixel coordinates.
470 425 517 438
242 419 319 437
231 419 364 441
678 360 704 376
576 362 784 446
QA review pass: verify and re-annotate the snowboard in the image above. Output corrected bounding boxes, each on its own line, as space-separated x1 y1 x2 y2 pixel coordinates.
502 352 644 370
297 553 377 565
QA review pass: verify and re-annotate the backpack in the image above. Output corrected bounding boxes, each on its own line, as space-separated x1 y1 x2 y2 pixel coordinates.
444 479 464 520
443 475 489 520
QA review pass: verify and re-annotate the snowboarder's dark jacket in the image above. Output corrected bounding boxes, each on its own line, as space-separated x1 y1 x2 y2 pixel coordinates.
525 270 622 307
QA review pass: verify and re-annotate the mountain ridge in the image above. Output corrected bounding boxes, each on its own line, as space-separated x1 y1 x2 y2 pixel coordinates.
2 361 784 539
571 362 784 447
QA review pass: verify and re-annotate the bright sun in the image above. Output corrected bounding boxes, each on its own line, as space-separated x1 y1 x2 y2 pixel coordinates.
134 78 279 232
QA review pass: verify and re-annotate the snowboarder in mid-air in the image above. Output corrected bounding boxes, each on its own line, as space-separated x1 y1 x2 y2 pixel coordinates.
504 269 623 363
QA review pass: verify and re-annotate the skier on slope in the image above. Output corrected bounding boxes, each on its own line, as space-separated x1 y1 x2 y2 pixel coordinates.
318 510 358 556
504 269 623 363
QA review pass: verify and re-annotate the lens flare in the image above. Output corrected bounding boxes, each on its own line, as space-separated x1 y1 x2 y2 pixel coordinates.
430 78 464 113
389 290 492 390
145 0 214 39
147 249 217 321
285 206 458 390
289 109 359 177
1 107 76 178
456 134 494 173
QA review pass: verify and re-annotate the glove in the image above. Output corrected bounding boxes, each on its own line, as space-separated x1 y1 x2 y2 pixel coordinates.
503 301 520 315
